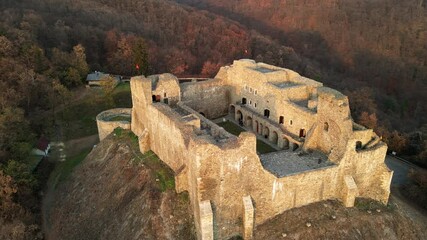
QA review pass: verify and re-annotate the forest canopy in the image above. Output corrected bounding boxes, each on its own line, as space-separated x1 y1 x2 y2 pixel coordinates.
0 0 426 238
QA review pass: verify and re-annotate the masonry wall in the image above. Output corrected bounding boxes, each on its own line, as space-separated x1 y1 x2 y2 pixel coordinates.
96 108 131 141
181 79 231 119
129 63 392 240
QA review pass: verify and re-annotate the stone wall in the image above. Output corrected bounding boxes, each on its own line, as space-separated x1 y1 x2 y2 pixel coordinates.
181 79 231 119
96 108 131 141
126 60 392 240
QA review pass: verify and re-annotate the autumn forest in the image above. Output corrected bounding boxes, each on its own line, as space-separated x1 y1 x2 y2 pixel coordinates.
0 0 426 238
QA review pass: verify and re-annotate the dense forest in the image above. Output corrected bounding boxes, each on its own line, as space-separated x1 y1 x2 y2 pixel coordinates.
0 0 426 238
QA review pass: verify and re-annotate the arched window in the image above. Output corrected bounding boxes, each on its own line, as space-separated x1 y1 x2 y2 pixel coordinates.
279 116 284 124
242 98 247 104
264 109 270 118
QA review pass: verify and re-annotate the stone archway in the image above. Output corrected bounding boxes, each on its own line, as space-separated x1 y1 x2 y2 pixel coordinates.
229 105 236 119
245 115 253 128
281 137 289 149
236 110 243 121
254 120 259 134
264 126 270 139
271 131 278 145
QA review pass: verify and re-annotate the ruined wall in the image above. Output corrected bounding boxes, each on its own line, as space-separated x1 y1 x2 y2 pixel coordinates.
181 79 231 119
128 63 392 240
192 132 343 238
96 108 131 141
150 74 181 105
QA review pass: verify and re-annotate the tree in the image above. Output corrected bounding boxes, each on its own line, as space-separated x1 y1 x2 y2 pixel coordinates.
71 44 89 78
0 107 34 163
0 170 18 219
0 36 14 57
132 37 149 75
99 76 117 107
201 61 221 77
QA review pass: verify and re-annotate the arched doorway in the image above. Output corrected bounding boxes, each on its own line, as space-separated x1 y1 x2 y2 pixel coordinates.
236 110 243 121
245 116 253 128
254 120 259 133
292 143 299 151
263 126 270 139
271 131 278 145
282 137 289 149
236 110 243 125
229 105 236 119
259 123 263 135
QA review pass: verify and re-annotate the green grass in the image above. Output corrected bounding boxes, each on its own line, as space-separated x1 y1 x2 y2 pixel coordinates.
109 115 131 122
116 129 175 192
256 140 277 154
113 82 131 93
217 121 245 136
28 154 44 172
355 198 394 212
217 121 277 154
49 148 91 189
133 150 175 192
56 82 132 140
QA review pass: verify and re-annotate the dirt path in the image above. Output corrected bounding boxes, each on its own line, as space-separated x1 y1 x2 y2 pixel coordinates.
65 134 99 157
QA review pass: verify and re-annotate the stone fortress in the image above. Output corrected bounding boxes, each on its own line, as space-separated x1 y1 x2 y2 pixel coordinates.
97 59 393 240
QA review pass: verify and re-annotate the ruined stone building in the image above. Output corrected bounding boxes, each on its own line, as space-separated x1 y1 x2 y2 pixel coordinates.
97 59 393 240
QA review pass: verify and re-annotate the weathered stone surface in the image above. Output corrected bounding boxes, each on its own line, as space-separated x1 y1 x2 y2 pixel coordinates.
96 108 131 141
242 196 254 240
342 175 359 207
99 59 392 239
199 200 213 240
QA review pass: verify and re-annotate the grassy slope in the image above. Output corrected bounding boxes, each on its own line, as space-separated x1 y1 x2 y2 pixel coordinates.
57 83 132 140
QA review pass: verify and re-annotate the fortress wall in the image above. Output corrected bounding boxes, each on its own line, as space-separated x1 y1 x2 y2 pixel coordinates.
132 98 206 238
128 63 392 240
181 79 231 119
348 143 391 202
281 101 317 137
130 76 152 137
352 129 376 146
194 132 342 238
96 108 131 141
145 104 194 172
